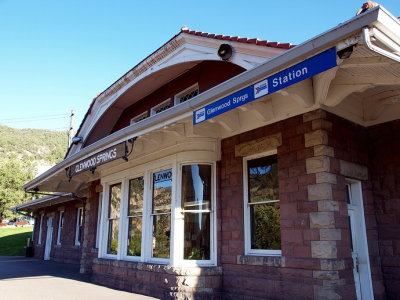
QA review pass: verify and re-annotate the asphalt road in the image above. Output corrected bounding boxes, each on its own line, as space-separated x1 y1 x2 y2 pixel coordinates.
0 256 157 300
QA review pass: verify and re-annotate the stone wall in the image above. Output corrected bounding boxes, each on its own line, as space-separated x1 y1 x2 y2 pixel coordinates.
92 258 222 299
80 180 101 274
367 120 400 299
218 110 387 299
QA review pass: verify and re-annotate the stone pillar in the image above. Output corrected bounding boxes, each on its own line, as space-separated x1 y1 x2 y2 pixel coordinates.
303 110 355 299
80 180 102 274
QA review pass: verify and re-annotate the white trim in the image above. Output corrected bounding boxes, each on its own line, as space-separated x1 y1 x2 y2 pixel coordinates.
174 83 199 105
74 207 83 246
38 214 44 245
56 211 64 245
346 179 374 300
98 156 217 266
95 192 103 249
243 150 281 256
150 98 172 116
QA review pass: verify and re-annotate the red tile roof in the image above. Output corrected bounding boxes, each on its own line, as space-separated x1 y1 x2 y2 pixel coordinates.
181 28 296 49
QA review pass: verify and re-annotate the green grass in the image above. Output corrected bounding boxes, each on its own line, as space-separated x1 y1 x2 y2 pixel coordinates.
0 226 33 256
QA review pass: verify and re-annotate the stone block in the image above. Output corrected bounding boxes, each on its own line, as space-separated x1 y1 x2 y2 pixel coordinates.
308 183 333 201
314 285 341 300
318 200 339 212
320 259 346 270
303 110 327 122
316 172 337 184
312 119 333 131
313 270 339 280
311 241 337 258
306 156 330 174
235 133 282 157
320 229 341 241
314 145 334 157
339 160 368 180
304 130 328 148
310 212 335 229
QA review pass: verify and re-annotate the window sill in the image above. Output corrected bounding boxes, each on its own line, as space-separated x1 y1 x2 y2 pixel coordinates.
237 255 285 267
93 258 222 276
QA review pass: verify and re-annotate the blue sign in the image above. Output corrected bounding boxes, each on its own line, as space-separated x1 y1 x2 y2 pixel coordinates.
193 47 337 125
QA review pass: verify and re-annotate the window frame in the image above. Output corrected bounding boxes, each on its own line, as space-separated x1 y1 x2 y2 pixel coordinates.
56 211 64 245
75 207 84 246
95 192 103 249
243 150 281 256
99 160 216 267
38 213 44 245
177 162 216 266
130 111 149 124
150 99 172 116
174 83 199 106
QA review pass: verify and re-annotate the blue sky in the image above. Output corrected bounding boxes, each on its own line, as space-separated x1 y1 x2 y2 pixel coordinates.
0 0 398 131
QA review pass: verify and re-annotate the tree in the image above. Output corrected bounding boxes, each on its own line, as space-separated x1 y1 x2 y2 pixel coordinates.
0 157 35 220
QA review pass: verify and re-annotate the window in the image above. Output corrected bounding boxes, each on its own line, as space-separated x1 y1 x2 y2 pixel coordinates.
127 177 144 257
150 99 172 116
96 193 103 249
75 207 84 246
130 111 149 124
181 164 212 260
56 211 64 245
244 153 281 255
151 169 172 259
99 161 216 265
38 214 44 245
174 84 199 105
106 184 121 254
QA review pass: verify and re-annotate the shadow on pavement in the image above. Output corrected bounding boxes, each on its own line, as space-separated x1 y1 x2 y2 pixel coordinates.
0 256 90 282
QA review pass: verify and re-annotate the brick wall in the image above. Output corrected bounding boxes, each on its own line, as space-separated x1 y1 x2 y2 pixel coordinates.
32 200 83 264
368 120 400 299
218 110 400 299
218 110 388 299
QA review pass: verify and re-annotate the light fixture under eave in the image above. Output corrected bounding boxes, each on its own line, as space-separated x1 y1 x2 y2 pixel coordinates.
71 136 83 144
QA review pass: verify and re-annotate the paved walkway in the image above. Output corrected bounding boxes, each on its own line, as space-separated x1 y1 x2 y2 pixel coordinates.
0 256 157 300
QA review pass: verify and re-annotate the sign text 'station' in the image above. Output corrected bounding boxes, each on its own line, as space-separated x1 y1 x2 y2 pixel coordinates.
193 48 337 124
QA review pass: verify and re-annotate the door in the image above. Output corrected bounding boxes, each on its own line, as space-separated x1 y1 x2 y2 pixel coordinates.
44 217 54 260
346 180 374 300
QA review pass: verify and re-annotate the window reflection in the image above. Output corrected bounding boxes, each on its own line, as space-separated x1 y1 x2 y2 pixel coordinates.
181 164 212 260
151 169 172 259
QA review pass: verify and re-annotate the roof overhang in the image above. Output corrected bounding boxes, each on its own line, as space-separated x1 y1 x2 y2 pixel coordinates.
24 6 400 194
12 193 83 213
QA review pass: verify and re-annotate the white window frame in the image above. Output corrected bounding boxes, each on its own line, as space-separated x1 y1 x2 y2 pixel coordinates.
130 111 149 124
176 162 216 267
75 207 83 246
38 214 44 245
95 192 103 249
56 211 64 245
101 180 125 259
243 150 281 256
98 159 217 267
174 83 199 105
150 99 172 116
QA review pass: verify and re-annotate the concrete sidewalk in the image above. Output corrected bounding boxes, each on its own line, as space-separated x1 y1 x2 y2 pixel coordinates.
0 256 157 300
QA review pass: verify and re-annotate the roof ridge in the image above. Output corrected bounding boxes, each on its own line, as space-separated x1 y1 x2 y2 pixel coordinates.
180 27 296 50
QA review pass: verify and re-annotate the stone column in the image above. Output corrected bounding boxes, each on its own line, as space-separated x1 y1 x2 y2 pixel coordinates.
80 180 102 274
303 110 355 299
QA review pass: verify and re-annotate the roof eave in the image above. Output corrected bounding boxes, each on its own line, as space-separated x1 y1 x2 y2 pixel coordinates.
24 6 395 192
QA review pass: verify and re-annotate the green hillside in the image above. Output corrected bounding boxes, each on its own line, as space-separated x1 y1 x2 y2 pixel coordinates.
0 125 68 220
0 125 68 164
